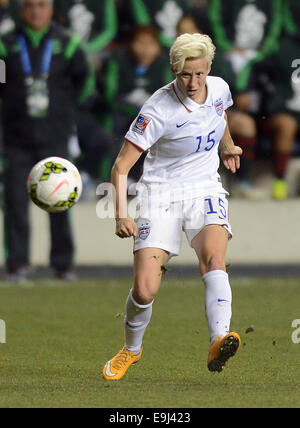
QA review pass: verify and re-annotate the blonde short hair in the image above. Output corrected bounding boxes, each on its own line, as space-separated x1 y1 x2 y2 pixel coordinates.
170 33 216 74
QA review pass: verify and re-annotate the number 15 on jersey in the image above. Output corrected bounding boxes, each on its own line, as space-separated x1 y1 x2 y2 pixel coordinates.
196 130 216 153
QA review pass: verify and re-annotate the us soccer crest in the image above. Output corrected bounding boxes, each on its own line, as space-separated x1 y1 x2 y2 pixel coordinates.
214 98 224 116
133 115 151 135
138 222 151 240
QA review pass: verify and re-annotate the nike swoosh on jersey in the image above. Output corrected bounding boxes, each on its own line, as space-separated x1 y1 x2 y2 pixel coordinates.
105 360 117 377
176 121 189 128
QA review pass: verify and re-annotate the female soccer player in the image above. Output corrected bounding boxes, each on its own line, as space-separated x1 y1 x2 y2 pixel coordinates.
103 33 242 380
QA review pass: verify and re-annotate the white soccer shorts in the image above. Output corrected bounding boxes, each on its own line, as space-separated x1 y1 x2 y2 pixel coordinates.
134 194 232 257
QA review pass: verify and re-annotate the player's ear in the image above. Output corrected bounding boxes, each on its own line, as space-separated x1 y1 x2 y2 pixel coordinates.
171 65 177 75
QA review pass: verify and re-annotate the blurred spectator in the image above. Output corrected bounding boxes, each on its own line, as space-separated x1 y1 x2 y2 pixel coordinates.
177 15 202 37
0 1 15 212
188 0 211 36
176 14 261 199
52 0 118 185
53 0 118 57
101 25 172 134
118 0 195 48
0 0 95 281
0 0 15 35
74 101 118 184
100 24 173 180
211 53 262 199
283 0 300 40
208 0 289 199
208 0 285 93
250 32 300 200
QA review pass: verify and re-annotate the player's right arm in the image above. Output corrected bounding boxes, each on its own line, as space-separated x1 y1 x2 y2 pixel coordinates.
111 140 144 239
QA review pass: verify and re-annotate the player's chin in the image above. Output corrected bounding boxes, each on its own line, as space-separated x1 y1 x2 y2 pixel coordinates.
188 91 198 98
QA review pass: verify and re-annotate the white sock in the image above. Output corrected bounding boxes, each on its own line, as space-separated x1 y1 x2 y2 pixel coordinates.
203 270 232 344
124 289 153 354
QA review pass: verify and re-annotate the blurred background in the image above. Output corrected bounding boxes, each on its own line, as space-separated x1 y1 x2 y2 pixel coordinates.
0 0 300 279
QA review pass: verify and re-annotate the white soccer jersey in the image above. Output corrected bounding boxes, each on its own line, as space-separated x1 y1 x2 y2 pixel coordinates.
125 76 233 202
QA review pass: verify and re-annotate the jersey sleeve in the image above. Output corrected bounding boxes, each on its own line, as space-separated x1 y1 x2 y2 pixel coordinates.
223 80 234 110
125 102 166 151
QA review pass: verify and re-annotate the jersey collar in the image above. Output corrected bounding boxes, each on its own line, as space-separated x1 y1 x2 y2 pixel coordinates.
172 78 213 112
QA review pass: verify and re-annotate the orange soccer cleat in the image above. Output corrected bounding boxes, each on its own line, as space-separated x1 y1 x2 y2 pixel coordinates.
207 332 241 372
103 347 143 380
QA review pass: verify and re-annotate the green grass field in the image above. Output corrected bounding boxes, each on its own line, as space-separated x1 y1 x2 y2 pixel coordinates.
0 276 300 408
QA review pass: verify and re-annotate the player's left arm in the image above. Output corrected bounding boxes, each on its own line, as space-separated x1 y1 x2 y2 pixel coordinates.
220 113 243 173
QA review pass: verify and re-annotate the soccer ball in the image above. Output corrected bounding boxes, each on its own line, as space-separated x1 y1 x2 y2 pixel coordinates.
27 157 83 213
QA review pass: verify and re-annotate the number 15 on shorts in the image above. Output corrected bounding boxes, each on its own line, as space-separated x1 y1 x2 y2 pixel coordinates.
205 197 227 220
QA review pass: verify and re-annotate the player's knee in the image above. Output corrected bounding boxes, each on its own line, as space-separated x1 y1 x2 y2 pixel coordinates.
132 281 156 305
200 253 226 275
